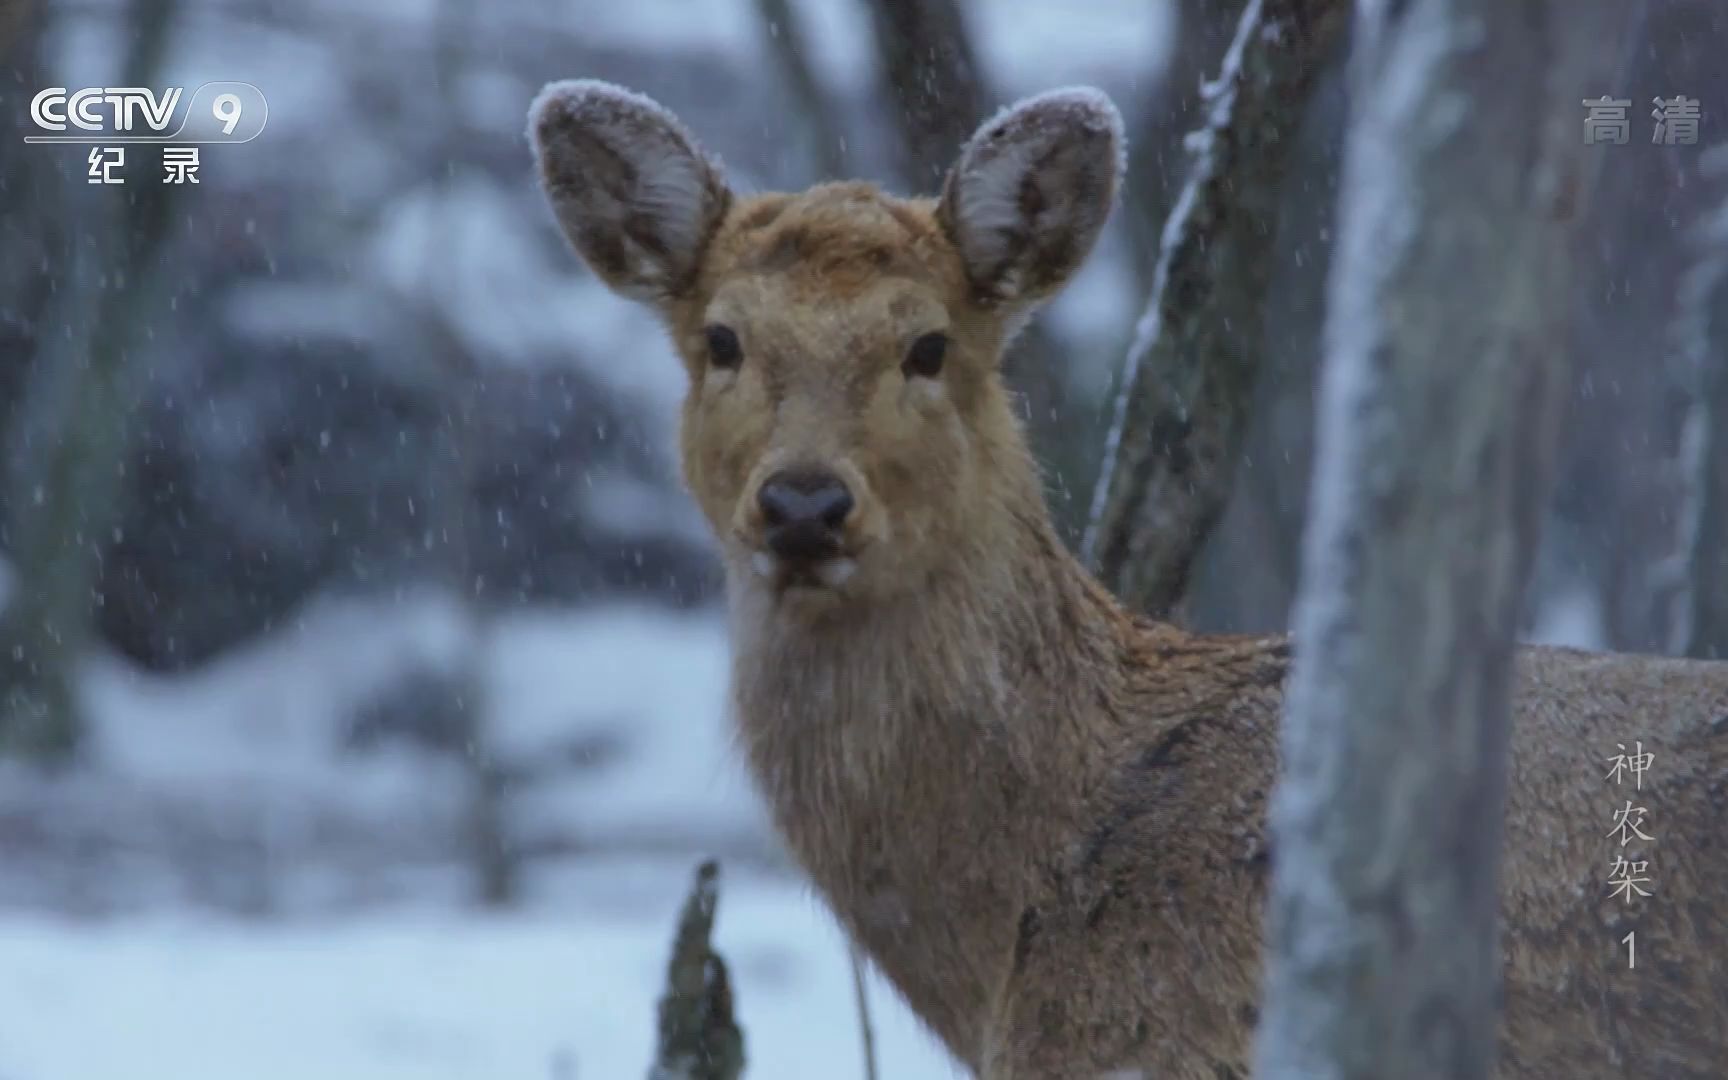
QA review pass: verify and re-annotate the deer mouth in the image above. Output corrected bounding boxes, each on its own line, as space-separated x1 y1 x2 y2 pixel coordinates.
749 549 859 592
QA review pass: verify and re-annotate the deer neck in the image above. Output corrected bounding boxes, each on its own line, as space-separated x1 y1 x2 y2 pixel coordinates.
724 474 1131 1060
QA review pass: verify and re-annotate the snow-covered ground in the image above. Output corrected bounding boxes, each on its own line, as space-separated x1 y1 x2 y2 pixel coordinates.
0 858 958 1080
0 593 959 1079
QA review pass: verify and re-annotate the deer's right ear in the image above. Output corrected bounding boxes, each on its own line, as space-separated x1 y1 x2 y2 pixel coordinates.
529 80 731 304
936 87 1124 310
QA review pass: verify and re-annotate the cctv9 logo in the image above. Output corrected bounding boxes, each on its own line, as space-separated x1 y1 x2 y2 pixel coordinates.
26 81 267 143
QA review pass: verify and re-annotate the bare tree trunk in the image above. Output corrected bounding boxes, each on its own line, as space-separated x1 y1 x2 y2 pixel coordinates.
1120 0 1248 296
1677 145 1728 661
1084 0 1348 619
1557 0 1723 655
753 0 847 182
0 0 34 52
1688 370 1728 659
1183 54 1346 636
1252 2 1629 1077
0 1 54 400
0 0 181 761
859 0 984 192
431 0 514 907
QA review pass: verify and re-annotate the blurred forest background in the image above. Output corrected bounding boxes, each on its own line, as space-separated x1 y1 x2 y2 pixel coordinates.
0 0 1724 1077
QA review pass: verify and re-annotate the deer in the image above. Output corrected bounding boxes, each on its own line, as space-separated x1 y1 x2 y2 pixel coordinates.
528 80 1728 1079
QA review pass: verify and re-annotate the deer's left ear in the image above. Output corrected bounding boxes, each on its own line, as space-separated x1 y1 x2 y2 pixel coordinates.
936 87 1125 309
528 79 731 305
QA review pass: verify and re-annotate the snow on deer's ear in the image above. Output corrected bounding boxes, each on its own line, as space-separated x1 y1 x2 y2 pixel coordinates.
528 79 732 304
936 87 1125 309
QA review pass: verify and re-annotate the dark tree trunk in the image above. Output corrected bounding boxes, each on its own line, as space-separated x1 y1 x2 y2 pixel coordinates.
859 0 985 193
753 0 848 183
0 0 182 761
1677 146 1728 661
1085 0 1349 619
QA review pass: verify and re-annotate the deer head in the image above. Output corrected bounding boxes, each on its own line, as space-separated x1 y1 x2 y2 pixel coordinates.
529 80 1123 618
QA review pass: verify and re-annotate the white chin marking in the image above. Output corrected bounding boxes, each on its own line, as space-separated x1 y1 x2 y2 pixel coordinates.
816 557 857 588
747 551 856 590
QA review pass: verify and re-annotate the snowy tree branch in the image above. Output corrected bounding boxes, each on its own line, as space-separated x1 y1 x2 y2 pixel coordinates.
1084 0 1349 619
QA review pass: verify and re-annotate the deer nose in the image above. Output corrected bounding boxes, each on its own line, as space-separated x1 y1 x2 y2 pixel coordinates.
758 468 853 562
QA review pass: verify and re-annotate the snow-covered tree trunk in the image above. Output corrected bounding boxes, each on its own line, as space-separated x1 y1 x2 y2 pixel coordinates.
1084 0 1349 618
1119 0 1248 296
1252 1 1630 1077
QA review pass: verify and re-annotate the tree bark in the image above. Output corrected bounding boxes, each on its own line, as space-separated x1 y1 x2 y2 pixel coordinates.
1575 0 1727 655
1677 145 1728 661
1120 0 1248 297
0 0 181 761
431 0 515 907
859 0 985 193
1687 366 1728 659
0 2 57 449
1084 0 1349 619
753 0 848 183
1252 2 1630 1077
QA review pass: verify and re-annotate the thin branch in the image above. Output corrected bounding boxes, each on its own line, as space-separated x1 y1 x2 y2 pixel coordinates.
848 943 878 1080
1120 0 1248 295
1083 0 1349 619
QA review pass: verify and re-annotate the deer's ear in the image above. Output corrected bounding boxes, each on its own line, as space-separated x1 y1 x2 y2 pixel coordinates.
529 80 731 304
936 87 1124 309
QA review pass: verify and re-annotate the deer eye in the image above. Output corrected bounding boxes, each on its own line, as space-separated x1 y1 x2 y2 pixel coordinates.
705 324 742 370
903 332 948 379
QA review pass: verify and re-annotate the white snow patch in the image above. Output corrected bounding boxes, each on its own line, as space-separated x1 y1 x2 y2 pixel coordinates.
970 0 1172 94
488 603 766 842
80 590 470 789
1527 582 1608 651
0 859 960 1080
582 472 708 541
2 593 765 914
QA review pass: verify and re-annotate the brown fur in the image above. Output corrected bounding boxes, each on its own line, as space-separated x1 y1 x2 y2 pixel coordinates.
532 84 1728 1078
